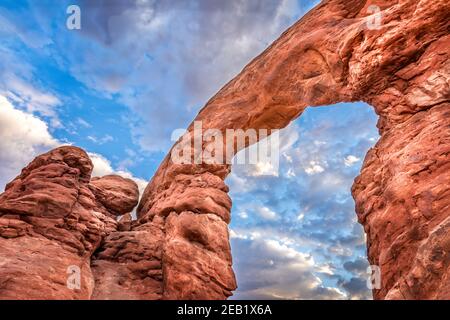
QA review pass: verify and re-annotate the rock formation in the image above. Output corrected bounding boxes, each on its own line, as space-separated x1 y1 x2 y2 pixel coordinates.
0 0 449 299
0 146 134 299
137 0 450 300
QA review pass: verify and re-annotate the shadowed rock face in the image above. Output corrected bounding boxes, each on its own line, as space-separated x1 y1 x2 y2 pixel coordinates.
0 0 449 300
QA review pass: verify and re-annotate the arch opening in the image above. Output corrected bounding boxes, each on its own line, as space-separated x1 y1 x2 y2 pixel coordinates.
227 101 379 299
135 0 449 300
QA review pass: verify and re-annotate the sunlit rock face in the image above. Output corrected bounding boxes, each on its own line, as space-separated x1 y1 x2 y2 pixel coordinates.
138 0 449 300
0 146 131 299
0 0 448 300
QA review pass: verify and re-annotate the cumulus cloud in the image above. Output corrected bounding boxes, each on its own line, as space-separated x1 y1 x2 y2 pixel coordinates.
0 95 148 196
338 277 371 300
0 95 59 190
0 12 61 128
256 206 278 221
304 160 326 175
344 155 361 167
230 232 347 300
1 77 62 128
343 257 369 275
338 257 372 300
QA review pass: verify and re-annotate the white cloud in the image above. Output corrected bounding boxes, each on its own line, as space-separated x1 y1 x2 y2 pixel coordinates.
227 103 379 299
88 152 116 177
245 161 279 177
54 0 308 152
344 155 361 167
256 206 278 220
2 75 62 127
231 234 347 300
76 117 92 128
87 134 114 145
0 96 147 196
226 172 253 194
313 140 326 146
238 211 249 219
304 161 325 175
230 228 250 240
0 95 60 190
286 167 296 178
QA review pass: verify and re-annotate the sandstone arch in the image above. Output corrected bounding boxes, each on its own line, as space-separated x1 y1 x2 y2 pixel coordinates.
0 0 448 300
137 0 450 299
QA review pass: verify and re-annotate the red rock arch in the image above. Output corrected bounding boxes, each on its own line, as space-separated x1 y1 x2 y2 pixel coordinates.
137 0 450 299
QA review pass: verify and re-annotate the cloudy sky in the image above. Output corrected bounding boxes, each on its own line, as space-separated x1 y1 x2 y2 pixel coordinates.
0 0 379 299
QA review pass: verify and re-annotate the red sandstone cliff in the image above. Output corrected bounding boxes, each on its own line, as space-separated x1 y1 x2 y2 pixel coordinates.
0 0 449 299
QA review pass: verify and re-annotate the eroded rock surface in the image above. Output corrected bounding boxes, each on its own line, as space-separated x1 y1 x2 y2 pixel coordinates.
0 146 138 299
90 220 165 300
138 0 449 300
0 0 448 300
353 104 450 299
90 175 139 216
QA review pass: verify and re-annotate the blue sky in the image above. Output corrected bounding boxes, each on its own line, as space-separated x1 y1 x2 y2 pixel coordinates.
0 0 379 299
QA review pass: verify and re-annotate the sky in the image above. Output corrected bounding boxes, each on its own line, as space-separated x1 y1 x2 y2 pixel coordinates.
0 0 380 299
